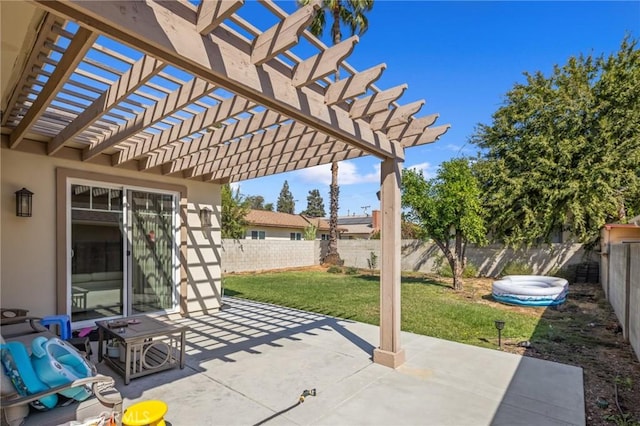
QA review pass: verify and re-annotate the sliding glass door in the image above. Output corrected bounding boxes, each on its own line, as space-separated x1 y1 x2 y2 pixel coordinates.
69 181 178 324
129 190 176 314
70 184 124 322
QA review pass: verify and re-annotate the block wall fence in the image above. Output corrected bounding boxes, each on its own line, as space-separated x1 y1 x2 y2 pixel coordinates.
221 239 596 276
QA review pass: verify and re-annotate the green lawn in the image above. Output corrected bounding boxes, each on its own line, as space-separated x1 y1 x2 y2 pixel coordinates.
223 270 545 349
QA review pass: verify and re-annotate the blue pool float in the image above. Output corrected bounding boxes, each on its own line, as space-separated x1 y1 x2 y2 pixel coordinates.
31 336 94 401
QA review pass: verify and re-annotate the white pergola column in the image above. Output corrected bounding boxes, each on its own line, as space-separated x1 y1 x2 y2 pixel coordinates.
373 157 406 368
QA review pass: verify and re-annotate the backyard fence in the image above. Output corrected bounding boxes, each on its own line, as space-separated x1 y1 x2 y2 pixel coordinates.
601 242 640 361
221 239 596 277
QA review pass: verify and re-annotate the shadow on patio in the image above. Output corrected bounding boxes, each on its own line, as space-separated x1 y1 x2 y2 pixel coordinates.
95 297 584 425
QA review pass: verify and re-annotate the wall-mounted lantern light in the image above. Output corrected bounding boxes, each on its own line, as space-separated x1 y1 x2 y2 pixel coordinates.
199 207 212 228
15 188 33 217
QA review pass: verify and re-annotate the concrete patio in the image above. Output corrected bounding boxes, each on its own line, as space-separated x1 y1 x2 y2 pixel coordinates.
96 298 585 425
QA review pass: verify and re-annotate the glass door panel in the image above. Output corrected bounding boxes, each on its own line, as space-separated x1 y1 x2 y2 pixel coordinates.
70 185 124 322
129 190 175 314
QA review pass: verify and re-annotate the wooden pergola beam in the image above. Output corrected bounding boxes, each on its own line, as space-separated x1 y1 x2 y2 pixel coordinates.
370 100 424 132
1 14 62 126
198 130 327 179
184 121 310 176
48 55 164 155
324 64 385 106
222 145 364 183
138 109 287 170
112 95 254 165
349 84 407 120
400 124 451 147
292 36 358 88
83 78 216 161
208 138 351 181
251 2 319 66
386 113 439 141
197 0 244 35
34 0 404 161
9 27 97 149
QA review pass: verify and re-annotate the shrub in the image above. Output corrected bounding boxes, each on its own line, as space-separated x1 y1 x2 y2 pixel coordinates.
367 251 378 271
501 261 533 276
327 265 342 274
345 266 359 275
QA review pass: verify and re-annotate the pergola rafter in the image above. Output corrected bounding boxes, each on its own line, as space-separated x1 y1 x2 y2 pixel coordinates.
3 0 451 370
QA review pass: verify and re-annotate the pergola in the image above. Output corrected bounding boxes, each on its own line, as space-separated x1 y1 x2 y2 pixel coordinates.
1 0 449 368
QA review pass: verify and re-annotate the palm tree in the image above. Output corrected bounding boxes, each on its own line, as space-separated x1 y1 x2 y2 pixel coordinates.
298 0 374 265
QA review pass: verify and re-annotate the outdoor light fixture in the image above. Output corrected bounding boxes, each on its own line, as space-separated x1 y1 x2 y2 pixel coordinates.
494 320 505 349
199 207 212 228
15 188 33 217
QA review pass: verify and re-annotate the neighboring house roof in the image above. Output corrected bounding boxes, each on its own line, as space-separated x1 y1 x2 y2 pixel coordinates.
342 224 375 235
246 210 330 231
338 215 373 226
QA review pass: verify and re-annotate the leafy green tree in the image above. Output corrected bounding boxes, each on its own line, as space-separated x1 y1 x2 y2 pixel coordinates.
302 189 326 217
298 0 373 265
221 184 249 239
246 195 267 210
472 37 640 247
264 203 274 212
276 180 295 214
402 159 486 290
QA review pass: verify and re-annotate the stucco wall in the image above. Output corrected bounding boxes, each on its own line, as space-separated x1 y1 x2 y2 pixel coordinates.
245 226 303 240
1 148 221 318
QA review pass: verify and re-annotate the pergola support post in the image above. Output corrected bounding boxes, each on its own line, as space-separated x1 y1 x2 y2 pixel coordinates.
373 157 406 368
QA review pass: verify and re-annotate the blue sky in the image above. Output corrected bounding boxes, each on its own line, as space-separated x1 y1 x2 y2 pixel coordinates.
235 1 640 217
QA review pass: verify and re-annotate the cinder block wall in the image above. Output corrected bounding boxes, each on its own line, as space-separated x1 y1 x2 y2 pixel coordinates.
221 240 318 273
630 244 640 361
608 244 630 338
221 239 594 277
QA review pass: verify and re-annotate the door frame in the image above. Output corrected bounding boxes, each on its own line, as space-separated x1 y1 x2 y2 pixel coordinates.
56 168 188 323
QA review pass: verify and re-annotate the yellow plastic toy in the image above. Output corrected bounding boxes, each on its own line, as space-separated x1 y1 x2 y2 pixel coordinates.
122 400 168 426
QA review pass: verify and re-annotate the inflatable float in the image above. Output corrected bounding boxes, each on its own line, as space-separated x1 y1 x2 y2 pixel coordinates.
31 336 94 401
492 275 568 306
0 341 58 410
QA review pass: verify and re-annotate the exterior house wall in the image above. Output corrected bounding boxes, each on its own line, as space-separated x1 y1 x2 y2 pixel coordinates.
245 226 304 240
1 148 222 318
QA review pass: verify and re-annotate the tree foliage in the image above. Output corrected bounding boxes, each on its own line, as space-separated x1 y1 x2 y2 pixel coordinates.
472 37 640 247
276 180 295 214
402 159 486 290
246 195 266 210
221 184 249 239
302 189 326 217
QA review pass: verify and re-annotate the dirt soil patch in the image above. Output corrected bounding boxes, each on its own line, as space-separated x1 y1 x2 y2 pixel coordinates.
462 277 640 426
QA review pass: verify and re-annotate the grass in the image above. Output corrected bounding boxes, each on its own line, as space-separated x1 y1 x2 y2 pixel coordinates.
223 269 544 349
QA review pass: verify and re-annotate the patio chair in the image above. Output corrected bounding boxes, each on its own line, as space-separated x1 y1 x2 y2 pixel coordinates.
1 318 123 426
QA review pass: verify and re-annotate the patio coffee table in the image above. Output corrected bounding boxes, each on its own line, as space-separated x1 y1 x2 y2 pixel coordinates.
96 316 187 385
